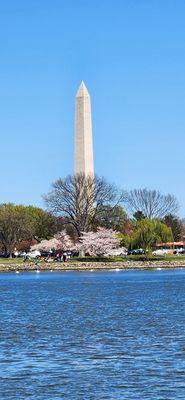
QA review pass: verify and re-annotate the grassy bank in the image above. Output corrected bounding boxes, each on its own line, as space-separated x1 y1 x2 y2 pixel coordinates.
1 255 185 264
0 255 185 272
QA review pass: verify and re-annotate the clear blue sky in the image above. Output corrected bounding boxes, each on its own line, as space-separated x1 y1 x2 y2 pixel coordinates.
0 1 185 215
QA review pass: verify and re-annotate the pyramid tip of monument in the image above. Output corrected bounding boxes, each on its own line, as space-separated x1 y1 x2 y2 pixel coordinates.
76 81 89 97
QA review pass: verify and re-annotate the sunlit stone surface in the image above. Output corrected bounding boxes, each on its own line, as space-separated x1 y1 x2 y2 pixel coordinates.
74 81 94 177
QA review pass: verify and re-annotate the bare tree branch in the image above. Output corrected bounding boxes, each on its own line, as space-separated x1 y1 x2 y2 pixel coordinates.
122 188 179 219
43 174 122 237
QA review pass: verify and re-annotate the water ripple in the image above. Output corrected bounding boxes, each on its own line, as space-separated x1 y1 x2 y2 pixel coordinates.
0 270 185 399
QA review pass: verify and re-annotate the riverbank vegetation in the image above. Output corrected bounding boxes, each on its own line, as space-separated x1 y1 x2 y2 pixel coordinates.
0 174 184 258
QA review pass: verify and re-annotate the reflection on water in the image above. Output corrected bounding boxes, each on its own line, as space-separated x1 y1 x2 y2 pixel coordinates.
0 270 185 399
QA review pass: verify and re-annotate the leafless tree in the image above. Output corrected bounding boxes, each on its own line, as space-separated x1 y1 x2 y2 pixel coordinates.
44 174 122 237
122 188 179 219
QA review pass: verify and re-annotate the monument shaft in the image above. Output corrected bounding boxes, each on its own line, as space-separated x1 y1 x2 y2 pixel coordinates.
74 82 94 177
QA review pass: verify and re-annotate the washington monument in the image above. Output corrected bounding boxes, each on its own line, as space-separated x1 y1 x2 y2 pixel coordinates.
74 81 94 177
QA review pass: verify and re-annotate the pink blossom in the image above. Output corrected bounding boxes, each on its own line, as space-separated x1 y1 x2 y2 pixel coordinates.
31 230 73 252
78 227 121 256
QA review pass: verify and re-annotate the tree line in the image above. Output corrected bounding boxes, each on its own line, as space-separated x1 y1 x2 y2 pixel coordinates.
0 174 184 256
0 204 59 256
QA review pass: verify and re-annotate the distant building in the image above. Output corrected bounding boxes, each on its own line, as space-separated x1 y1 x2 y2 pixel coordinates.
155 241 185 251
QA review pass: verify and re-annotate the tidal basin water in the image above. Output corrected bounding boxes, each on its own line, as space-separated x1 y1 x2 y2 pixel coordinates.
1 270 185 399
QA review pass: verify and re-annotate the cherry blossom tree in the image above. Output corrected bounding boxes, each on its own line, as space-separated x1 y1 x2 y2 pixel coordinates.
54 231 73 250
31 238 58 252
31 230 73 252
78 227 121 256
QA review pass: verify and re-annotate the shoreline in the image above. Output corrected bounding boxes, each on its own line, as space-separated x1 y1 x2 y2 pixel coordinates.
0 260 185 272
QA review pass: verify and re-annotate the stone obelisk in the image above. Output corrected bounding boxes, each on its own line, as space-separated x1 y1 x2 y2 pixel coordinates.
74 81 94 178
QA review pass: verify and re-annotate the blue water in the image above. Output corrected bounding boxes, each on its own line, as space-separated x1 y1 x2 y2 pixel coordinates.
0 270 185 399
